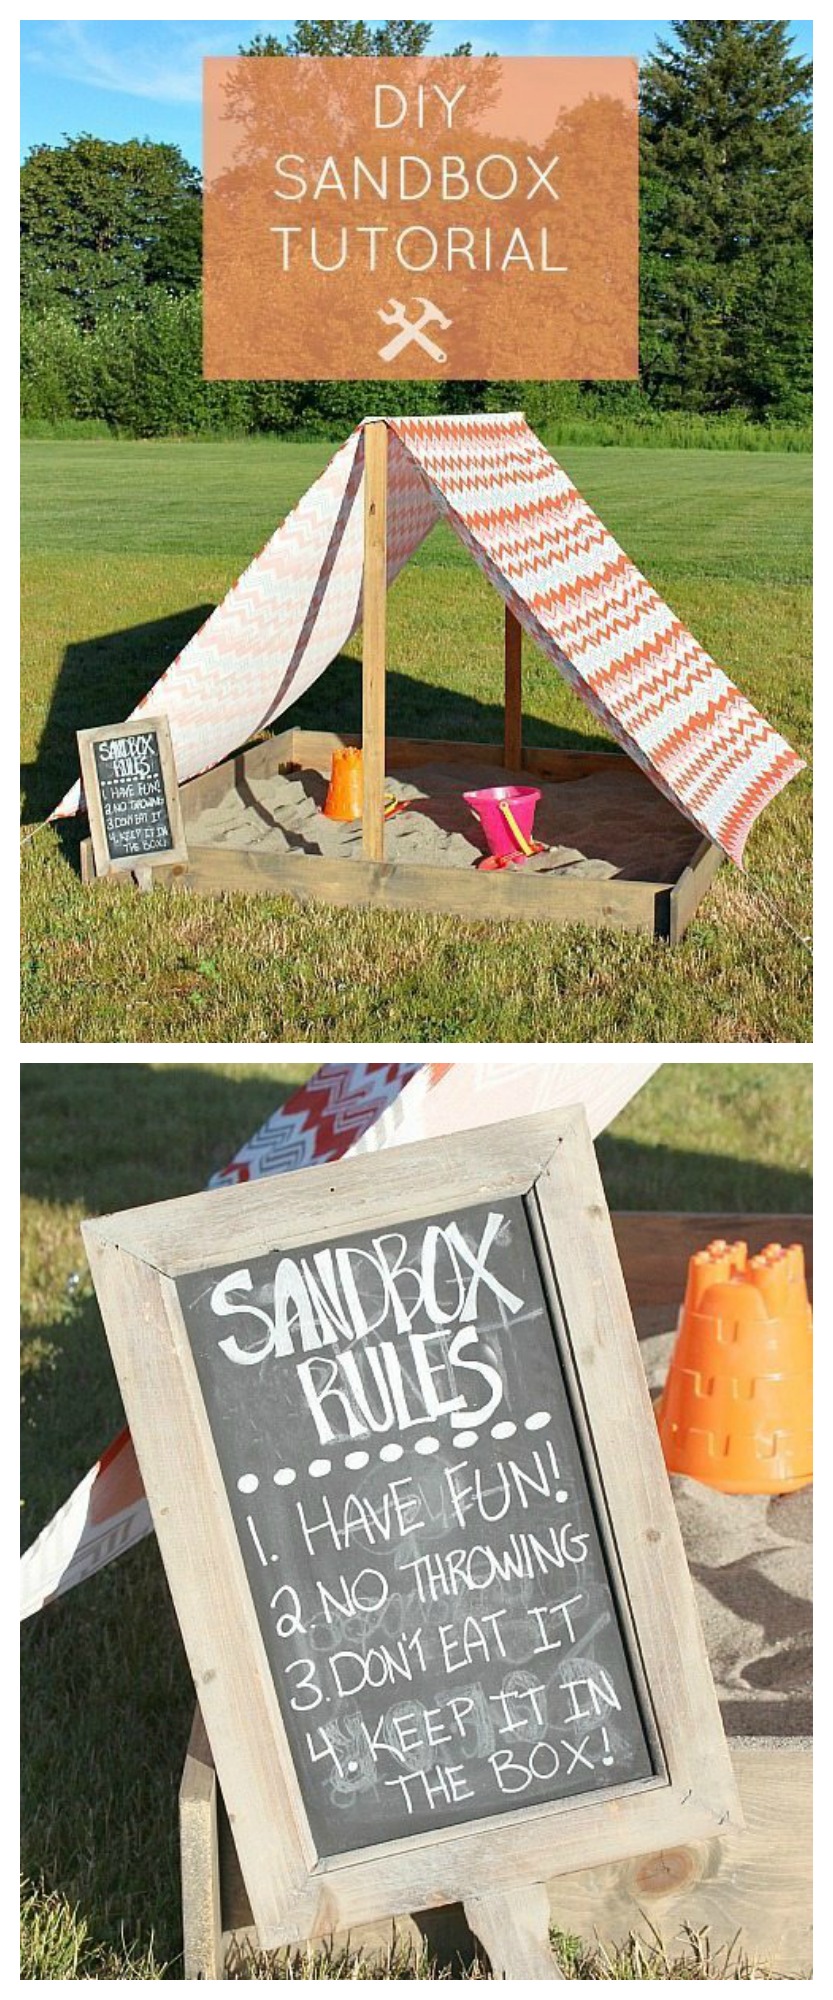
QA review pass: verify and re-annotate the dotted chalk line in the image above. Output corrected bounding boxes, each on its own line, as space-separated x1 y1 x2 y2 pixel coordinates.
236 1408 556 1497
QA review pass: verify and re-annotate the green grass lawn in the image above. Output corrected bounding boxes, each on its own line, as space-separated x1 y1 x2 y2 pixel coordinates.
20 1061 810 1979
21 440 811 1043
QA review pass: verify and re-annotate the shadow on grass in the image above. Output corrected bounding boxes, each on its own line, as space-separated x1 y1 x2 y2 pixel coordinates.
21 604 215 826
23 602 615 840
596 1134 812 1214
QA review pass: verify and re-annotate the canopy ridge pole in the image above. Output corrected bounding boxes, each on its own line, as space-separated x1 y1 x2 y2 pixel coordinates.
362 421 388 862
504 604 523 771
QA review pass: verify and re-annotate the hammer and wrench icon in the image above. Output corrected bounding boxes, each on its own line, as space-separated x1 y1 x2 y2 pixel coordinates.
377 296 452 364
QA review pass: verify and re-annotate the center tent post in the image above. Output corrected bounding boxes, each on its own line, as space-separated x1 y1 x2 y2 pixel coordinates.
362 420 388 863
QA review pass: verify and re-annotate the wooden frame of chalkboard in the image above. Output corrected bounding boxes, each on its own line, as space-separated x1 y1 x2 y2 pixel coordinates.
83 1108 740 1971
77 713 188 876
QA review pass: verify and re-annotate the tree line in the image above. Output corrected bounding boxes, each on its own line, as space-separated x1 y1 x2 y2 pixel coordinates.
21 19 811 434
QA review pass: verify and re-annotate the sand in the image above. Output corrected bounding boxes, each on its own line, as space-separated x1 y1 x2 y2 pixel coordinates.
186 758 701 884
638 1316 811 1741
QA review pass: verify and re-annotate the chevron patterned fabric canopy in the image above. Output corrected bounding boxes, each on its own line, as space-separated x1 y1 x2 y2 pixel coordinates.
53 413 802 864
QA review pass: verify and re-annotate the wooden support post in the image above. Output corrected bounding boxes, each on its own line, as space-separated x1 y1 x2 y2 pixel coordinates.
504 604 522 770
362 421 388 862
463 1885 555 1980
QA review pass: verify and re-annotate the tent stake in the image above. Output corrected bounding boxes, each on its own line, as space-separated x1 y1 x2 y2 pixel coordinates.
504 605 522 770
362 421 388 862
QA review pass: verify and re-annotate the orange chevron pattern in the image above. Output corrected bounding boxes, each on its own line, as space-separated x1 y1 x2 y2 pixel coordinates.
52 412 803 866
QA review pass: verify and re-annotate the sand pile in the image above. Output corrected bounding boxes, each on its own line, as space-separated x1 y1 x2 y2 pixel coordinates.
186 757 700 884
638 1317 811 1740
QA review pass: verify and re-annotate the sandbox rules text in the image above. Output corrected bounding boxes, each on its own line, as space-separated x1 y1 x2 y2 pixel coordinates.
176 1197 654 1855
203 57 638 381
91 730 173 861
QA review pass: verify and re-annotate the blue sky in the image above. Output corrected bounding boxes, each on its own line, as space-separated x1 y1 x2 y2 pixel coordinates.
21 18 813 168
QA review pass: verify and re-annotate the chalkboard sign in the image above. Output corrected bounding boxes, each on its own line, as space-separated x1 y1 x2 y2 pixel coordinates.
77 714 188 875
176 1195 655 1851
83 1109 739 1962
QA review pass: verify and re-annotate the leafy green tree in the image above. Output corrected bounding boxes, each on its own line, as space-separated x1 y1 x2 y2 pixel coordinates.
640 20 812 417
20 135 201 326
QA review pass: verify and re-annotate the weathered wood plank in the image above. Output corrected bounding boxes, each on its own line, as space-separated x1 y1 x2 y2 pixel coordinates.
276 730 631 782
160 842 664 932
180 1706 224 1980
612 1213 812 1307
504 606 522 771
668 836 723 942
362 422 388 863
194 1728 811 1977
464 1884 556 1980
550 1739 811 1977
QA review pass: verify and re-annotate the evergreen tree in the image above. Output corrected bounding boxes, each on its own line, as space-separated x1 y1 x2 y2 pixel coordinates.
640 20 812 417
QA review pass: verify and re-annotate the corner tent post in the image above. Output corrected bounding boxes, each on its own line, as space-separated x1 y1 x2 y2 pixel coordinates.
504 604 522 770
362 420 388 862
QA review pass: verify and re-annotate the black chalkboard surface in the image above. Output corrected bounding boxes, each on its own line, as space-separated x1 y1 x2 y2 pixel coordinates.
176 1195 656 1855
77 713 187 875
92 729 173 859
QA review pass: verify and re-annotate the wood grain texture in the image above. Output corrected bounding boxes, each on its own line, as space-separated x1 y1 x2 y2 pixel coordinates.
259 731 628 783
550 1739 811 1976
87 1112 739 1952
154 842 665 932
180 1706 224 1980
464 1884 555 1980
362 421 388 863
82 1108 554 1276
176 729 652 802
504 606 523 771
612 1214 812 1308
80 1236 319 1947
668 837 723 943
182 1720 811 1977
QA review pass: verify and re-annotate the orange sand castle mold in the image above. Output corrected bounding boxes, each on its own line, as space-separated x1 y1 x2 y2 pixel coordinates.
323 746 364 823
656 1239 812 1495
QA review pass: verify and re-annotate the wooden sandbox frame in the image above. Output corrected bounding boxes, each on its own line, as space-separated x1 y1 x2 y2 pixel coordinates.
179 1210 812 1980
79 424 722 939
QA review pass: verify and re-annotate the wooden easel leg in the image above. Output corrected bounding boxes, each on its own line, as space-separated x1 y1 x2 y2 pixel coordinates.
362 420 388 863
463 1884 556 1980
180 1707 225 1979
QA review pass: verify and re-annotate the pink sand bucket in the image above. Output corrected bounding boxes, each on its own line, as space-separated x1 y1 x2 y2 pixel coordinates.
464 784 542 860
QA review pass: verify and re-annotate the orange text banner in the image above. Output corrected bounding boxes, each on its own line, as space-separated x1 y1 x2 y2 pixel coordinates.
203 56 638 381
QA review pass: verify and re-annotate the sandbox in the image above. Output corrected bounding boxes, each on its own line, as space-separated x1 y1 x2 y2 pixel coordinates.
87 729 722 939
